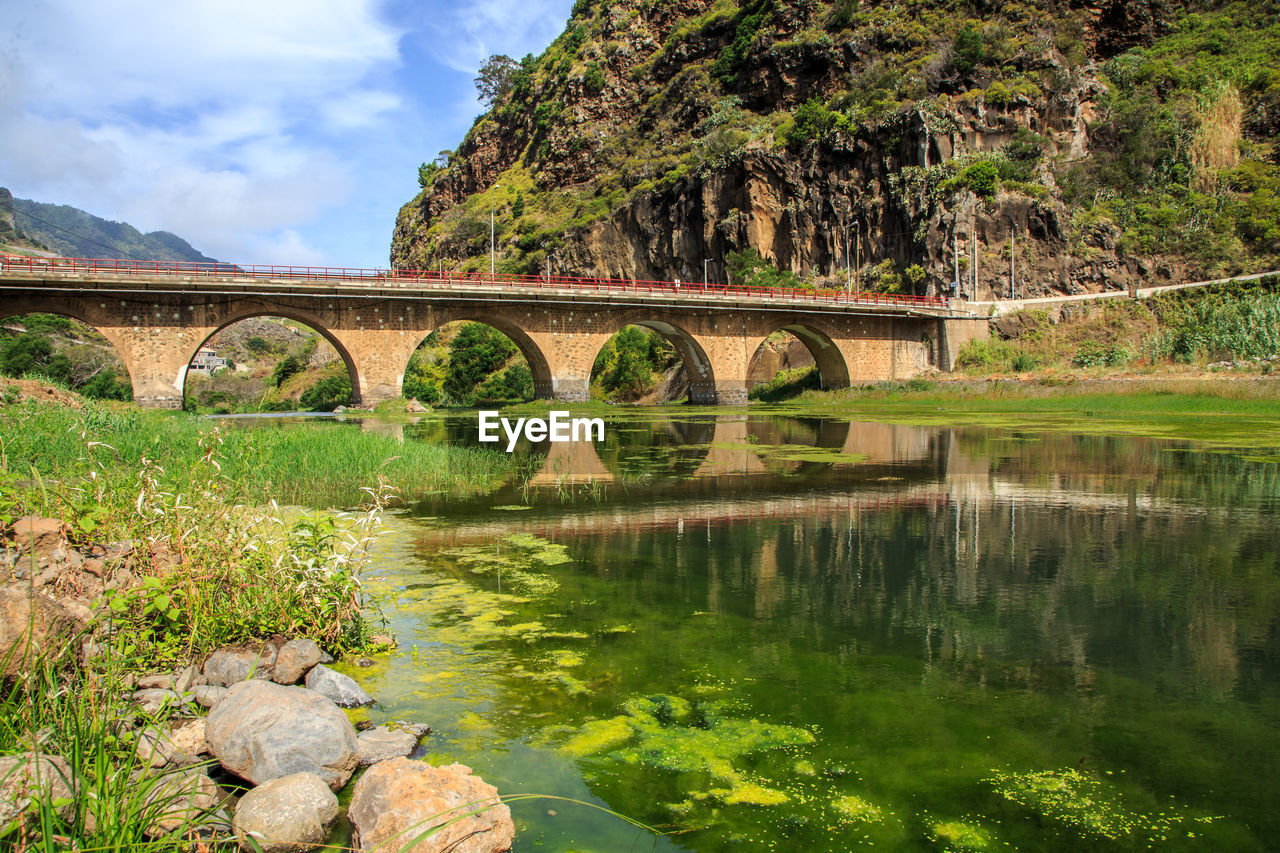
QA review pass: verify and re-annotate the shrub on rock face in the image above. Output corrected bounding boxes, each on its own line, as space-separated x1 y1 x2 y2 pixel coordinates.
348 757 514 852
205 680 358 791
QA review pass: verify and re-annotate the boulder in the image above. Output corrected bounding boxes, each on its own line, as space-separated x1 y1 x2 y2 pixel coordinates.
193 684 229 709
174 664 198 693
0 753 91 831
0 585 77 677
141 766 223 836
356 726 420 766
233 772 338 852
203 645 277 686
137 719 210 768
133 688 186 716
348 758 514 852
138 673 174 690
7 516 64 559
304 665 374 708
205 680 358 791
272 638 325 685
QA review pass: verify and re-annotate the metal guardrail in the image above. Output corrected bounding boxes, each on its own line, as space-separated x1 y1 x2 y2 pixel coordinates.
0 254 951 311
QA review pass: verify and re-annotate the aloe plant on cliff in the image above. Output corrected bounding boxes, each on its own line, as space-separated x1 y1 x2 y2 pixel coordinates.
393 0 1280 300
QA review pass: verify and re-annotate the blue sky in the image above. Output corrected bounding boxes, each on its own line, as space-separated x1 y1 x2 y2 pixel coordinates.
0 0 574 267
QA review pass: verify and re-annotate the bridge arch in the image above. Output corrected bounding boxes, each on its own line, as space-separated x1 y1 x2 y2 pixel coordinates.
0 299 137 398
184 308 360 408
600 316 718 404
750 322 852 393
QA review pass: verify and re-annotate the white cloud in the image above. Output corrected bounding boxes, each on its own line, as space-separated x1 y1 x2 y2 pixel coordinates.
0 0 577 268
0 0 404 264
422 0 574 77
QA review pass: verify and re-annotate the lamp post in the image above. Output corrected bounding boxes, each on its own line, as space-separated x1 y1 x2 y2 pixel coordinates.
844 222 851 293
853 217 861 291
489 183 500 278
703 258 709 286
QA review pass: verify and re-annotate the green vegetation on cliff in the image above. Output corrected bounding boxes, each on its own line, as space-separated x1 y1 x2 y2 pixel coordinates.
394 0 1280 299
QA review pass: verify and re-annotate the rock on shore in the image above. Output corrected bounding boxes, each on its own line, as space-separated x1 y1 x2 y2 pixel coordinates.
233 772 339 852
348 758 514 852
205 680 358 791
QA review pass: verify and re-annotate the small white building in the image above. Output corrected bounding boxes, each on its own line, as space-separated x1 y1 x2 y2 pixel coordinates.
189 347 229 374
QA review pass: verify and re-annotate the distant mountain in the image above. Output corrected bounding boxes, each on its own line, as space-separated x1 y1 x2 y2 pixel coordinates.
1 188 218 262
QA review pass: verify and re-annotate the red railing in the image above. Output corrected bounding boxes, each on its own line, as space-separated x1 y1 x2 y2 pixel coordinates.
0 254 951 310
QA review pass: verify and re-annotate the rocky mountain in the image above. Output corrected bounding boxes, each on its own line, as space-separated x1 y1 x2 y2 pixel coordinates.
1 188 217 262
392 0 1280 299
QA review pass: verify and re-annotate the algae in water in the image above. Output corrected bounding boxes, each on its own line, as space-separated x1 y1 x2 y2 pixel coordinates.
557 693 814 808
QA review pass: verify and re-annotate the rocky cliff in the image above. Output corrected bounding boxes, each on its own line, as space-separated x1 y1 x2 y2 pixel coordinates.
392 0 1280 299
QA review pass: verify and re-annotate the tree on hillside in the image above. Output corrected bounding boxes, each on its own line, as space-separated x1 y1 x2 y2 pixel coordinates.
475 55 519 108
0 333 71 383
444 323 518 402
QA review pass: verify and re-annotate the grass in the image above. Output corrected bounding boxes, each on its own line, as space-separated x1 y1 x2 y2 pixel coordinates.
0 398 523 508
0 653 223 852
774 379 1280 449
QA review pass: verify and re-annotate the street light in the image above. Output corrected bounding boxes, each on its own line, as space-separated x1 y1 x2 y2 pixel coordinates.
489 183 500 278
703 258 709 286
843 222 851 293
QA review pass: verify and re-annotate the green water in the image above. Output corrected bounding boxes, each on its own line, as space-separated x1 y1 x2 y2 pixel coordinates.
322 412 1280 851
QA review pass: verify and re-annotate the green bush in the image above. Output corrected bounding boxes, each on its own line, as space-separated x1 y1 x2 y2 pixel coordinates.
472 364 534 405
270 353 305 387
951 23 985 74
1072 340 1131 368
299 373 353 411
0 333 71 383
583 62 606 94
20 313 73 334
592 325 664 401
783 98 837 146
726 249 803 289
444 323 519 402
79 368 133 402
958 160 999 198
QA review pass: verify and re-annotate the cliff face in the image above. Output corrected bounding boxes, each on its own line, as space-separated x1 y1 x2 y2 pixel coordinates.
392 0 1280 299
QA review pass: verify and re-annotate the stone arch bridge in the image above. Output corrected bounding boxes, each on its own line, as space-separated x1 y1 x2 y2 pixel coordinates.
0 257 987 408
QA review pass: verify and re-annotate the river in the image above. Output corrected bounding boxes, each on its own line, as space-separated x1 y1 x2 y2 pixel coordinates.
244 410 1280 851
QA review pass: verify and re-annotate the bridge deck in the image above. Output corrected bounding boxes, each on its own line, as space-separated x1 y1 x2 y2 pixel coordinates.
0 255 962 317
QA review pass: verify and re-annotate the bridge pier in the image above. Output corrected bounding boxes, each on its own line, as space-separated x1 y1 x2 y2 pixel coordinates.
550 378 590 402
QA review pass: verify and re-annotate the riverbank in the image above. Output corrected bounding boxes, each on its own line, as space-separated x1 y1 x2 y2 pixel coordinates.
0 387 534 850
772 376 1280 450
0 385 525 508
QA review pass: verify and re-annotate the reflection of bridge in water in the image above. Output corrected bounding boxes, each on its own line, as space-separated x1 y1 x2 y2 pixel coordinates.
410 416 1228 546
421 487 953 545
527 417 935 484
360 415 938 484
